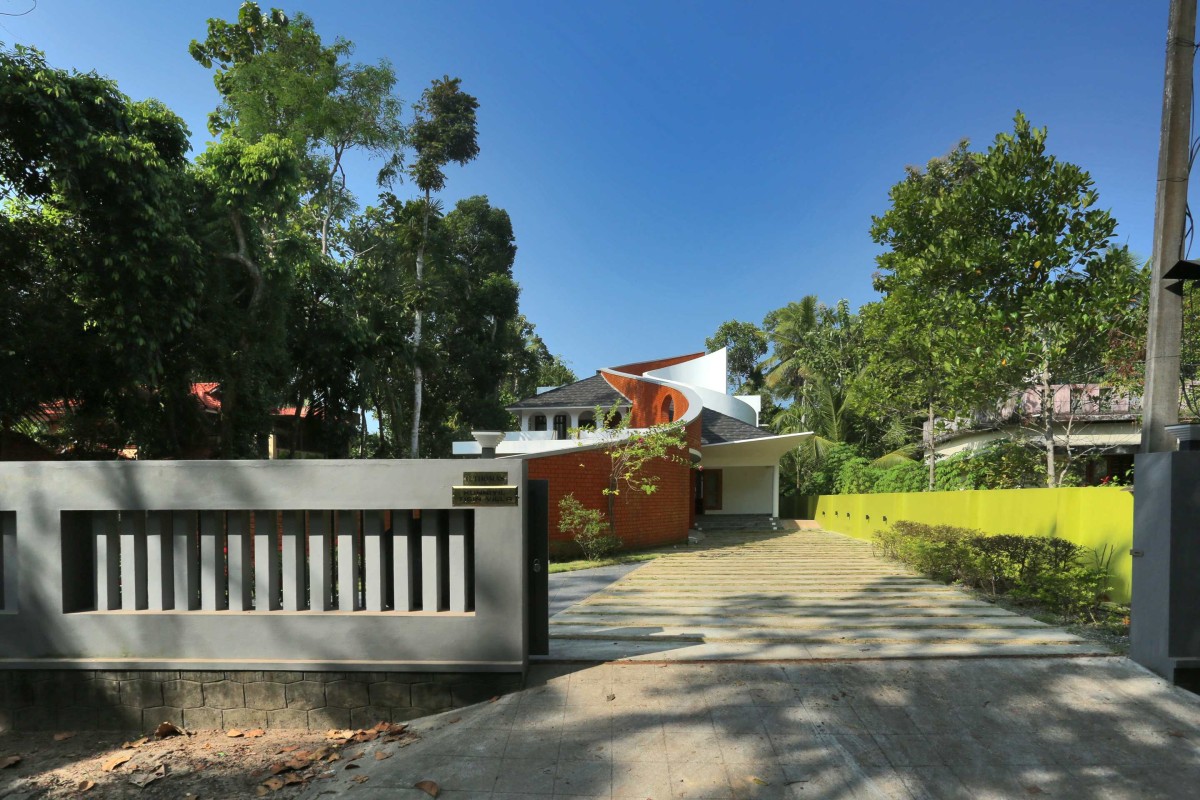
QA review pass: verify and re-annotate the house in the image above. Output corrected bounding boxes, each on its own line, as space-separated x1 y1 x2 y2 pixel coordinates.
453 348 811 551
928 384 1142 483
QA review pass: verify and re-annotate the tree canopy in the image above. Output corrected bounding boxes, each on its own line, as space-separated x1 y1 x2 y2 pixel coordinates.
0 6 568 460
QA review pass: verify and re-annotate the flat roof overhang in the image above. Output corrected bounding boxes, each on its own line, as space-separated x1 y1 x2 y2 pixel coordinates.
700 432 813 467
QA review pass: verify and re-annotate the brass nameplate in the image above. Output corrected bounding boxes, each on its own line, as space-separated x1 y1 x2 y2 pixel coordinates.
452 486 519 507
462 471 509 486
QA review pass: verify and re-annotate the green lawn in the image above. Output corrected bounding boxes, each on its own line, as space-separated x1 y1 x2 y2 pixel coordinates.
548 551 665 574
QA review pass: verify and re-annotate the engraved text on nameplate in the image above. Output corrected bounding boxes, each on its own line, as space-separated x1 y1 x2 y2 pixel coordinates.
452 486 519 506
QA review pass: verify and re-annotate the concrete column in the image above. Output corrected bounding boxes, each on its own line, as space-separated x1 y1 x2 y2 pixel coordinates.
280 510 306 611
93 512 120 611
254 510 281 611
227 511 253 611
392 511 415 612
448 510 470 612
772 465 781 518
171 512 198 611
422 511 444 612
337 510 359 611
146 511 174 611
1 512 15 611
310 511 334 611
363 510 388 611
120 512 148 610
199 511 226 611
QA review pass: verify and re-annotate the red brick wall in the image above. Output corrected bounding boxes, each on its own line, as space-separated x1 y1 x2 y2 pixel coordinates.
529 416 700 553
601 372 691 428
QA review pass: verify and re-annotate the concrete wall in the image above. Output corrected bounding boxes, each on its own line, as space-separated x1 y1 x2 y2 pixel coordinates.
0 460 528 672
0 668 523 732
709 466 774 515
813 487 1133 603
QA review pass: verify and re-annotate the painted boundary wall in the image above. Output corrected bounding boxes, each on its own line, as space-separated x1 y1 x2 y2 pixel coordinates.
813 487 1133 603
0 459 527 671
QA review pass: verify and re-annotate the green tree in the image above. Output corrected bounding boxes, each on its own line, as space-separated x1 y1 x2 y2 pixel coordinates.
190 2 406 456
865 115 1133 488
862 141 995 488
0 44 206 455
407 76 480 456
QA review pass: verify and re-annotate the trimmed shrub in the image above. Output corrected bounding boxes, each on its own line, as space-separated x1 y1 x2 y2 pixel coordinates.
557 494 620 561
873 520 1108 619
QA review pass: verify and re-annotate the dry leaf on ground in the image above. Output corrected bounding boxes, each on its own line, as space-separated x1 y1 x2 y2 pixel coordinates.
122 737 148 749
77 779 95 792
351 775 369 783
129 764 165 788
415 778 440 797
226 729 245 738
53 732 75 742
0 755 21 769
102 753 132 772
245 728 266 738
374 750 391 760
154 722 185 739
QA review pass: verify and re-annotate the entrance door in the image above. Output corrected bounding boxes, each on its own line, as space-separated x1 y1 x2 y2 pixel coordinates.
702 469 723 512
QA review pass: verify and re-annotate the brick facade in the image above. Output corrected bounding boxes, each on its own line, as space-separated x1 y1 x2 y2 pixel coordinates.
530 370 699 553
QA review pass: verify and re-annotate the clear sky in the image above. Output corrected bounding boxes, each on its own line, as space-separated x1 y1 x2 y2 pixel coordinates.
1 1 1171 377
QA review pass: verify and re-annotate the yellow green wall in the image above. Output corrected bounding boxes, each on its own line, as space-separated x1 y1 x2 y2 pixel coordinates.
813 487 1133 603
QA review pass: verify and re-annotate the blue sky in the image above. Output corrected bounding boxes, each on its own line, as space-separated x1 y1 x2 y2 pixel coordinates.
2 1 1169 377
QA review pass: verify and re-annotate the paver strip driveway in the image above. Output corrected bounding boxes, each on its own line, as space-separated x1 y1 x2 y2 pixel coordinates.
306 529 1200 799
545 529 1109 661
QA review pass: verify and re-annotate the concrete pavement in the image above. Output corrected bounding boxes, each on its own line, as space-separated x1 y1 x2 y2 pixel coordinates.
304 529 1200 799
545 529 1108 661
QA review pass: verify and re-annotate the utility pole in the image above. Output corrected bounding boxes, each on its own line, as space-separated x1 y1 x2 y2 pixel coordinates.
1143 0 1197 453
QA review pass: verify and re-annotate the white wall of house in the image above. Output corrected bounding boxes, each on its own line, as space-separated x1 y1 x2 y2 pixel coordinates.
709 466 775 515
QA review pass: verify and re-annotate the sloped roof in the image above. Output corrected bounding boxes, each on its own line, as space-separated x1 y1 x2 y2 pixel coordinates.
700 407 774 445
508 373 627 410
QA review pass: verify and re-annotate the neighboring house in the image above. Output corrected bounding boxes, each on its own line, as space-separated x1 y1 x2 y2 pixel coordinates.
928 384 1142 482
453 349 810 551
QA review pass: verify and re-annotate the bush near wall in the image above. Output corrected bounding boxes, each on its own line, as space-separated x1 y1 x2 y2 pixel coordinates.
874 521 1115 619
813 487 1133 603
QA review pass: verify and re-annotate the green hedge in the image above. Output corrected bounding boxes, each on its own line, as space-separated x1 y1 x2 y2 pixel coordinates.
874 520 1116 619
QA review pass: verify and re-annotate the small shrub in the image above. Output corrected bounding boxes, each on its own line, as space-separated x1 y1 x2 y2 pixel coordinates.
557 494 620 561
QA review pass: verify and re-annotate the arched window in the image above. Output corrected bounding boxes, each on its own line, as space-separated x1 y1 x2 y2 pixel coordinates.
553 414 569 440
577 412 596 432
532 414 547 432
606 411 622 429
663 396 675 423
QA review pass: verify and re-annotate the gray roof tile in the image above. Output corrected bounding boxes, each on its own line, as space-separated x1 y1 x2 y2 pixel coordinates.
508 373 626 410
700 407 774 445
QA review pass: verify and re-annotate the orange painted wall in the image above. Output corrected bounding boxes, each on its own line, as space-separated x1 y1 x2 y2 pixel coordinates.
610 352 705 377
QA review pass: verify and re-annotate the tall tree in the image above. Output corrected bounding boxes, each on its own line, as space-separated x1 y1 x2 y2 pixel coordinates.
190 2 405 455
864 114 1132 487
407 77 480 456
